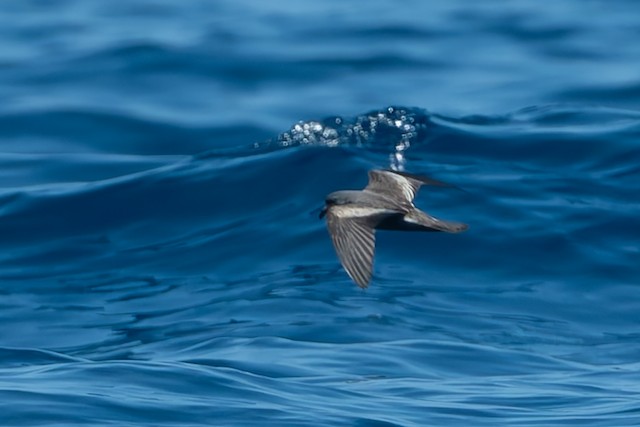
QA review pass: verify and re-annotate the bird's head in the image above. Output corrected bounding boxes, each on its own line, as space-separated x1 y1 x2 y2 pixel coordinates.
319 191 357 219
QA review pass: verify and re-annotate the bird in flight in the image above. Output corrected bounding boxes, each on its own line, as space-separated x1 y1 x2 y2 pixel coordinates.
319 169 467 288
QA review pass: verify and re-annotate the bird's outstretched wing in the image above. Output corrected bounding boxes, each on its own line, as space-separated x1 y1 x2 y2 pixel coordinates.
326 206 376 288
364 170 451 205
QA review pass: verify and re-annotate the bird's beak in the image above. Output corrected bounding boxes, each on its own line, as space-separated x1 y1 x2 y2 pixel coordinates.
319 206 327 219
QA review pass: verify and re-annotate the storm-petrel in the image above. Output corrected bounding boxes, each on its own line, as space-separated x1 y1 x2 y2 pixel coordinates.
319 169 468 288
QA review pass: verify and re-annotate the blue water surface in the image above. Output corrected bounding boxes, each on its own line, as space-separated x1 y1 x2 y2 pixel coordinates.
1 1 640 426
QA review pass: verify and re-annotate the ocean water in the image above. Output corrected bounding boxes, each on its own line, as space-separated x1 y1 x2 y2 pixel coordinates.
1 1 640 426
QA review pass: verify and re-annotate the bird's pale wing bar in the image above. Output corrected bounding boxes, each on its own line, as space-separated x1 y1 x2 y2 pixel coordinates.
365 170 419 204
365 170 450 205
389 170 453 189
